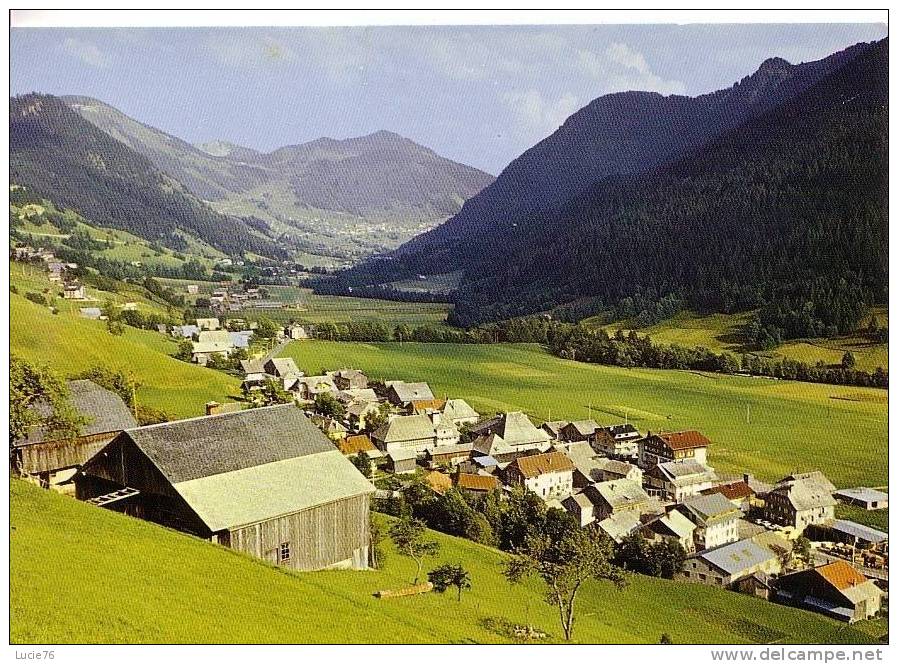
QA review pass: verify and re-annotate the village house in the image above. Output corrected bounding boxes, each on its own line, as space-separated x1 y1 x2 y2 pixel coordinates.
195 317 221 331
774 561 883 623
346 400 383 432
559 440 608 488
387 447 417 475
372 413 460 455
264 357 302 379
585 478 657 522
385 381 436 406
191 330 234 366
560 419 599 443
678 493 741 551
504 451 574 501
644 458 717 502
680 539 781 588
701 478 757 512
284 323 309 340
424 442 474 468
441 399 480 427
63 282 86 299
823 520 888 552
541 420 569 441
79 307 102 320
469 412 552 461
638 430 710 468
240 359 268 391
294 375 338 401
11 380 138 492
423 470 453 496
637 510 698 553
763 473 836 532
228 330 253 350
75 405 376 570
595 457 643 484
186 284 199 294
597 510 644 543
172 324 200 339
406 398 446 415
333 369 368 391
337 434 383 461
455 472 500 495
592 423 642 459
833 487 889 511
562 492 598 528
337 388 379 405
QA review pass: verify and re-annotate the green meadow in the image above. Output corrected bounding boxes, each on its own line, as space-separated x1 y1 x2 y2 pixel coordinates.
281 341 887 487
10 480 879 645
10 292 239 419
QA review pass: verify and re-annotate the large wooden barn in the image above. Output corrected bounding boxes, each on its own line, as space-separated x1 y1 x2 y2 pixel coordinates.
75 404 377 570
11 379 138 491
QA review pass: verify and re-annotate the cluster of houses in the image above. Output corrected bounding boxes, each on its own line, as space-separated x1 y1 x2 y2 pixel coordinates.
170 318 255 365
12 245 85 297
197 284 282 313
12 358 888 625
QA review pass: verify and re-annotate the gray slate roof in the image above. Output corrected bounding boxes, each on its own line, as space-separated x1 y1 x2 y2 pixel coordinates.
19 379 138 446
831 520 888 544
389 381 435 403
698 539 777 576
124 404 333 484
682 493 741 525
833 487 889 504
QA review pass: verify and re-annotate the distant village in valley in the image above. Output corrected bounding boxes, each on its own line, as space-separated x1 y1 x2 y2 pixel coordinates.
11 282 888 626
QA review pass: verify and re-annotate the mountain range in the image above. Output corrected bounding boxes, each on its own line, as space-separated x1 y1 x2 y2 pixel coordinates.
327 38 888 332
63 96 494 261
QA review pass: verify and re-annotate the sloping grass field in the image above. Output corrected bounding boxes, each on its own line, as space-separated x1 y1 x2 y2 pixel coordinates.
281 342 887 488
11 293 239 419
10 480 878 644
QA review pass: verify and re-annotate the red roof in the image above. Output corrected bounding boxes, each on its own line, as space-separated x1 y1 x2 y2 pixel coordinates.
815 561 868 590
657 430 711 450
456 473 500 492
703 481 754 500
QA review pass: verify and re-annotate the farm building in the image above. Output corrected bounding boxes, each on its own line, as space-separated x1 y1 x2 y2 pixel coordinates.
763 474 836 532
455 473 500 494
833 487 889 511
75 405 376 571
680 539 781 587
333 369 368 390
385 381 436 406
504 450 574 501
644 459 717 502
774 561 883 623
560 419 599 443
678 493 741 550
195 317 220 331
11 379 138 491
372 413 460 455
441 399 480 426
638 430 710 468
62 282 86 299
592 424 641 459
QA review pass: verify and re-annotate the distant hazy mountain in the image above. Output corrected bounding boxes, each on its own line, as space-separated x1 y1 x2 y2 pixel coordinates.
10 94 286 259
327 39 887 330
65 96 494 260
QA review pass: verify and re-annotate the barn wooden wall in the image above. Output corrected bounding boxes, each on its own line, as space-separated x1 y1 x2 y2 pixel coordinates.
14 431 118 475
225 494 371 571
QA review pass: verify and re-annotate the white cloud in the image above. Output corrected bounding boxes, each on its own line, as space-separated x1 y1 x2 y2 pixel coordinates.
502 89 580 143
61 37 109 68
577 42 686 95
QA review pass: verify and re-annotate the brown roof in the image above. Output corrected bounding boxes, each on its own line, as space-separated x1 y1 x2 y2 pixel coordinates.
512 451 575 478
657 430 711 450
456 473 500 492
703 481 754 501
408 399 447 414
815 561 868 590
338 434 376 455
424 470 453 495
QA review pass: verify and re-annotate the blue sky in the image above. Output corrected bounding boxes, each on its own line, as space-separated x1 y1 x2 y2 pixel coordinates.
10 23 887 174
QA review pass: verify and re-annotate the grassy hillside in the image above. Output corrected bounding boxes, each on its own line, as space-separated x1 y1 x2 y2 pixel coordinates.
597 309 888 373
10 479 878 644
10 292 238 419
280 342 887 488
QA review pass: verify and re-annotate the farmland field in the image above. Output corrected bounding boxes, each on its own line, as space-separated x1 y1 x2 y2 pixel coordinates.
280 341 887 487
10 479 877 644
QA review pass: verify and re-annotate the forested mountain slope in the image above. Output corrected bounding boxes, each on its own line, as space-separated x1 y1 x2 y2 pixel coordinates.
10 94 286 259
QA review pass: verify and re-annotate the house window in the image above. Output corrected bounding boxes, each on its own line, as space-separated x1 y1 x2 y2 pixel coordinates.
280 542 291 563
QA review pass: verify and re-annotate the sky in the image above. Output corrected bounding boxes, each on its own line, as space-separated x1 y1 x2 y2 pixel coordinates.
10 23 887 174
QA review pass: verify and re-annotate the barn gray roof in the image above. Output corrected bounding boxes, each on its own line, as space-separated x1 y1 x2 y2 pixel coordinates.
18 379 138 446
698 539 777 576
124 404 333 483
388 381 435 403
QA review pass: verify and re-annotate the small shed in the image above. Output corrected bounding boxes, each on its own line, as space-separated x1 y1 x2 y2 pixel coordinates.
833 488 888 511
387 448 418 475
